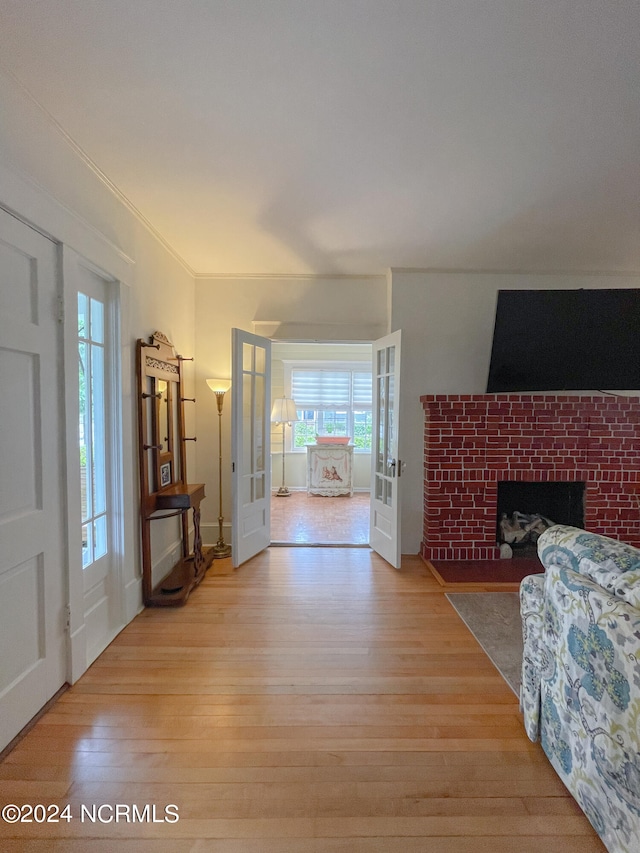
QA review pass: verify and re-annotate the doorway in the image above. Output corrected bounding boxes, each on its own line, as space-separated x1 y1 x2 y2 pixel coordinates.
269 341 372 545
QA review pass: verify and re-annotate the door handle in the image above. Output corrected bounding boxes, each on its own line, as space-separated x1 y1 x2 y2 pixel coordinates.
387 459 406 478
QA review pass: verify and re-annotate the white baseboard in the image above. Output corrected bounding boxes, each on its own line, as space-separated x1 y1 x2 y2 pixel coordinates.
124 575 144 623
150 537 184 590
201 522 232 548
67 623 87 684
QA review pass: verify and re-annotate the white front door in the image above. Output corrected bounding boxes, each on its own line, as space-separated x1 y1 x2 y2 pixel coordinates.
0 209 67 750
370 330 403 568
231 329 271 567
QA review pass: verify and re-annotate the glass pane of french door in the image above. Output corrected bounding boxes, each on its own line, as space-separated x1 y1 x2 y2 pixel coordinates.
375 345 396 507
78 291 108 569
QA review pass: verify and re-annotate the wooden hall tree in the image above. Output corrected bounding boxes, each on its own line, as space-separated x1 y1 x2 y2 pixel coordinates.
136 331 213 605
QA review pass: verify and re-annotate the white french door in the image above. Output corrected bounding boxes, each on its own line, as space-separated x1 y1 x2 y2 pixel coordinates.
231 329 271 567
63 249 124 673
0 209 67 750
370 330 403 568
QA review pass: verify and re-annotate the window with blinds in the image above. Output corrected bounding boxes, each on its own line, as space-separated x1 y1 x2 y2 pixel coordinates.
288 366 373 451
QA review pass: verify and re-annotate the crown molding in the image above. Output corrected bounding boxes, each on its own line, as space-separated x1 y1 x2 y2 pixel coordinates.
0 161 136 269
193 272 386 281
388 266 640 277
1 62 195 278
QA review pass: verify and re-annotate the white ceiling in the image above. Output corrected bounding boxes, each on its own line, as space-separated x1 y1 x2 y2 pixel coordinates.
0 0 639 276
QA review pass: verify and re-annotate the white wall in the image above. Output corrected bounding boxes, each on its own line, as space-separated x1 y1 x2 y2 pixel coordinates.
0 67 196 624
194 276 386 542
389 270 640 554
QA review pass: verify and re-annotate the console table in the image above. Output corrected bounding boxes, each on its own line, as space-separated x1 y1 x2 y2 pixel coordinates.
306 444 354 496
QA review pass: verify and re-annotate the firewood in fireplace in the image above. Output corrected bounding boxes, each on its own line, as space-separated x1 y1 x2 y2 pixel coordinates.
499 511 554 546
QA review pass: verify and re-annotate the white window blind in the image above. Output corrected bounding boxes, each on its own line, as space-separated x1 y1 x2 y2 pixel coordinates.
287 363 373 452
291 369 372 409
353 371 373 407
291 369 352 408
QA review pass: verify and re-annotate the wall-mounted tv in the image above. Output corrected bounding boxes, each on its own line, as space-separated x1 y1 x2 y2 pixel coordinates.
486 289 640 392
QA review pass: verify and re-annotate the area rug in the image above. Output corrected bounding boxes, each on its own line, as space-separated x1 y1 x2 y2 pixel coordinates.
445 591 522 697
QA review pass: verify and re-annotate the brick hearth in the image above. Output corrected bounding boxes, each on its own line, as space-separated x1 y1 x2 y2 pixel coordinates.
421 395 640 561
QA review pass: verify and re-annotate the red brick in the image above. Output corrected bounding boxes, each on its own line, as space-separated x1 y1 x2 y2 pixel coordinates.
422 393 640 555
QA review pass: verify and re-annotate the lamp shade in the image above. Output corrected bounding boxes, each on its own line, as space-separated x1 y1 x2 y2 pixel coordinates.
271 397 298 424
206 378 231 393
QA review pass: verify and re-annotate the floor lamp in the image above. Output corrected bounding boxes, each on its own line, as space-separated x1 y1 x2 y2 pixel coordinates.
206 378 232 558
271 397 298 497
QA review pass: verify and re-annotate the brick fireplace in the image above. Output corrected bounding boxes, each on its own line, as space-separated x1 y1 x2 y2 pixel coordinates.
420 395 640 561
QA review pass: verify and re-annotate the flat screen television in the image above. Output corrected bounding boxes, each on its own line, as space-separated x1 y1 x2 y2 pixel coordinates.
486 289 640 392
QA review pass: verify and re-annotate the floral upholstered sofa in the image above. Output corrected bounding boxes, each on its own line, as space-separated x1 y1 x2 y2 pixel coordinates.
520 525 640 853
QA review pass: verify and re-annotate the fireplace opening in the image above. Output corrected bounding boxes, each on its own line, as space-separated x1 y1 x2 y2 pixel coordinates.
496 481 585 556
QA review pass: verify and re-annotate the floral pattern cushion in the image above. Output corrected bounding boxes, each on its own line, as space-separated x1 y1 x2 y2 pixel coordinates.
538 524 640 608
520 525 640 853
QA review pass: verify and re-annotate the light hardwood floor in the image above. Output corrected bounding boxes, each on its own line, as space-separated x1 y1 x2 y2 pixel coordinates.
0 549 605 852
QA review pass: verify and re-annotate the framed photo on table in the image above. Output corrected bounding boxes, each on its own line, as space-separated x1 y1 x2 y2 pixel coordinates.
160 461 171 488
